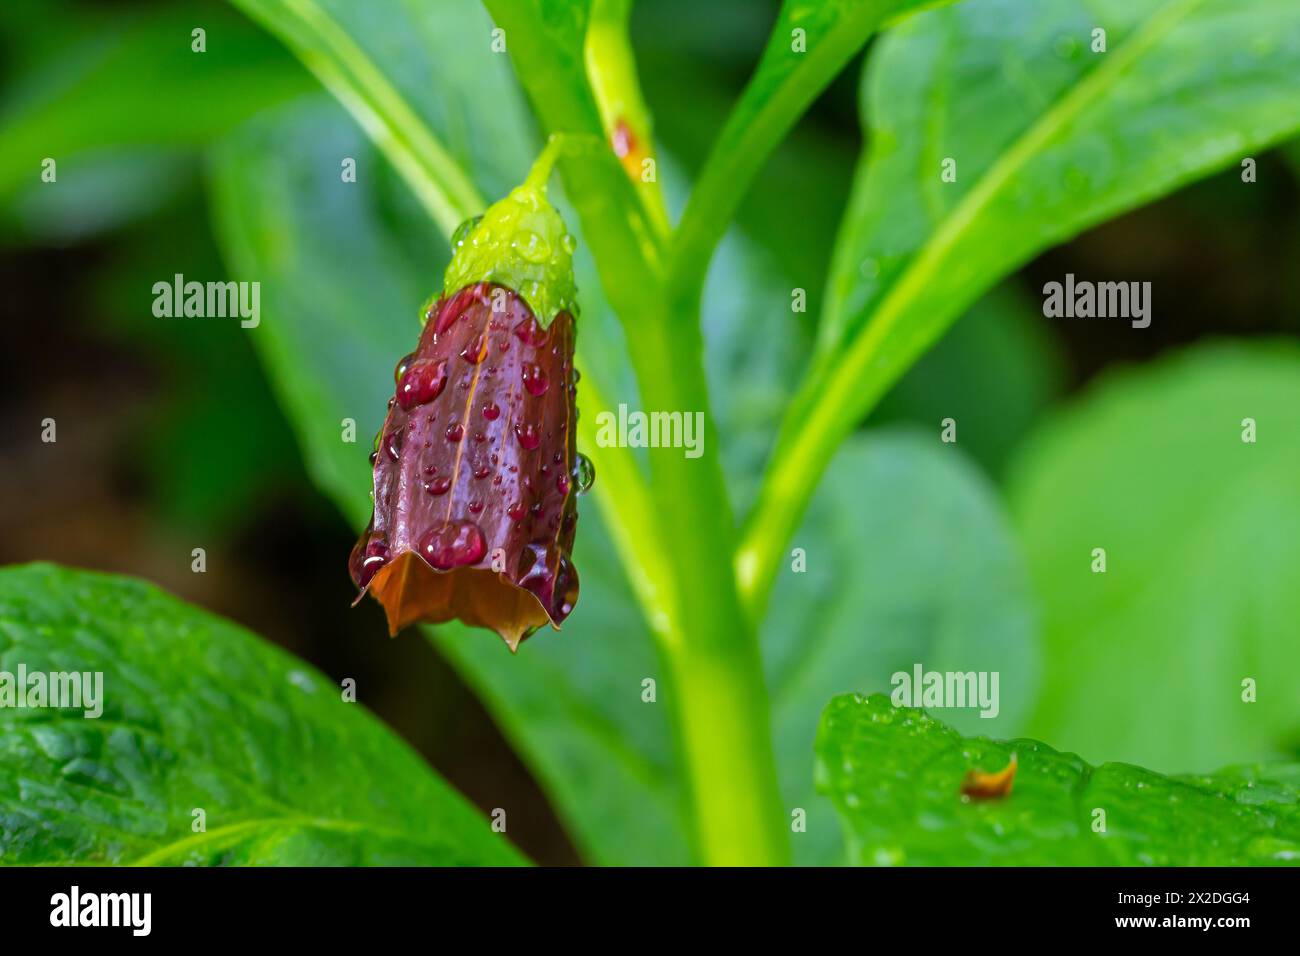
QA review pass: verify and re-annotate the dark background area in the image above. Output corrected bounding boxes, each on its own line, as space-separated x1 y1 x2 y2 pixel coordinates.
2 0 1297 865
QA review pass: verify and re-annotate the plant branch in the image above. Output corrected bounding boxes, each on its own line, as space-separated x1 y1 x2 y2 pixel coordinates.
668 1 952 308
584 0 671 234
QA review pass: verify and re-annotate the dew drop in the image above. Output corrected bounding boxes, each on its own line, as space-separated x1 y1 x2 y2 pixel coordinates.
517 231 551 264
513 314 548 349
515 422 541 450
418 520 486 569
451 214 483 249
482 402 501 421
461 332 489 364
573 453 595 494
394 352 416 386
445 422 465 443
383 428 403 462
424 475 452 496
352 534 391 588
396 359 448 409
522 363 549 396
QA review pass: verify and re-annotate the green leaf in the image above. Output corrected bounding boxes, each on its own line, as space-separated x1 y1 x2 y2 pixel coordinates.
0 4 309 238
766 431 1039 863
1007 343 1300 773
672 0 952 295
0 564 521 865
227 0 516 233
741 0 1300 613
816 693 1300 865
210 99 439 526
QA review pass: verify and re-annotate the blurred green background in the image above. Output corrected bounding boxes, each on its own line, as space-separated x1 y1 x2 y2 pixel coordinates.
2 0 1297 865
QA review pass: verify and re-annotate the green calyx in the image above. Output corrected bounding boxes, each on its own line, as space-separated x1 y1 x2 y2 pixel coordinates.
440 139 579 329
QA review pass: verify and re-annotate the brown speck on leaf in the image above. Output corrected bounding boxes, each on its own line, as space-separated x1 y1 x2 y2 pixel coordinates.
960 753 1017 800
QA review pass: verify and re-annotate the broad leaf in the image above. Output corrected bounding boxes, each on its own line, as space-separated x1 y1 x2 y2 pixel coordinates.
742 0 1300 610
0 564 521 865
227 0 523 232
1007 343 1300 772
816 693 1300 865
0 3 309 239
765 431 1038 863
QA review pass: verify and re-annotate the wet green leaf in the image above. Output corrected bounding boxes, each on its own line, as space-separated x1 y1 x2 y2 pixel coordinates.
744 0 1300 612
0 3 308 238
674 0 953 291
767 431 1039 863
816 693 1300 865
0 564 522 865
1008 343 1300 772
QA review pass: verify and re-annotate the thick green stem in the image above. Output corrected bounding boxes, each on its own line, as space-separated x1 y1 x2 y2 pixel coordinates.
630 311 789 866
572 7 787 865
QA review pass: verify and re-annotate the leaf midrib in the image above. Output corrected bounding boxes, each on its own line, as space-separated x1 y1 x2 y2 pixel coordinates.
832 0 1205 354
127 813 455 866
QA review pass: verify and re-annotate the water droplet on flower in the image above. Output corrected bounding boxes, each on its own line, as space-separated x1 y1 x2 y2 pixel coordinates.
561 233 577 255
517 231 550 263
522 363 549 396
482 402 501 421
445 422 464 442
424 475 452 496
461 331 489 364
556 471 570 496
384 429 403 462
510 186 540 211
515 422 541 450
507 501 526 523
397 359 448 409
513 315 548 348
394 352 416 385
418 520 486 569
573 453 595 494
468 499 484 514
451 215 483 249
554 554 578 616
352 534 391 588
